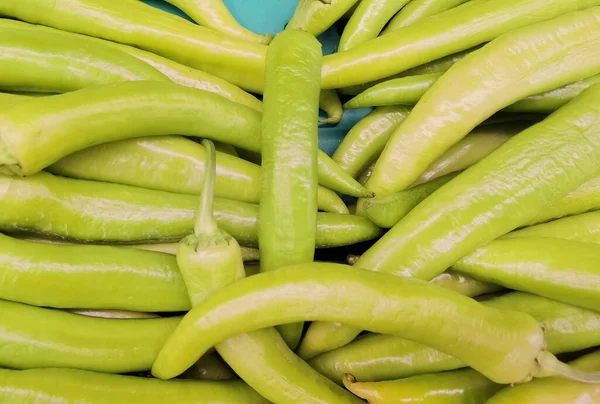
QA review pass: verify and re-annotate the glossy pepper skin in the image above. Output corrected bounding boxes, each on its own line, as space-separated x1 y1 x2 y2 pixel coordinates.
0 0 268 92
49 135 348 213
0 368 268 404
0 233 190 311
368 7 600 195
0 81 261 177
0 173 381 246
332 106 411 178
162 0 272 44
486 349 600 404
384 0 470 31
287 0 361 37
152 263 548 385
343 369 502 404
309 292 600 384
259 31 322 349
0 27 167 93
506 210 600 244
338 0 411 51
0 82 368 198
153 140 360 404
356 82 600 283
453 238 600 312
0 299 180 373
324 87 600 350
0 18 263 111
321 0 600 89
175 140 246 306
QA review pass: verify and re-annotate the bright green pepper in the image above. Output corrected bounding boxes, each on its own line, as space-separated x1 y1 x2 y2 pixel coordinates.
175 140 245 306
162 0 272 44
486 349 600 403
332 106 411 178
259 31 322 348
343 369 502 404
0 27 167 93
0 233 190 311
368 7 600 195
339 0 411 51
309 292 600 384
0 299 180 373
151 263 590 385
0 172 381 246
0 368 268 403
0 18 263 111
321 0 600 89
384 0 471 31
506 210 600 244
287 0 361 37
49 136 348 213
453 238 600 312
0 0 268 92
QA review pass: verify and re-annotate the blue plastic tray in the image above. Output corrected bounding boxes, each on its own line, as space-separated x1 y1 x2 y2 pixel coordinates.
141 0 372 156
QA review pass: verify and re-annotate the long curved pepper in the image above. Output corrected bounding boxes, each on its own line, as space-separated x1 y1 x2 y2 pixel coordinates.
0 0 268 93
384 0 471 32
321 0 600 89
151 263 600 385
163 0 272 44
176 140 245 306
367 7 600 195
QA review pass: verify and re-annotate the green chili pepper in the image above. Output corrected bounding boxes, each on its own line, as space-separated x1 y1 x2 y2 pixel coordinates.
287 0 361 37
413 124 519 185
0 299 180 373
339 0 411 51
453 237 600 312
345 72 600 113
152 263 597 385
13 233 261 261
217 328 363 404
259 30 321 349
0 28 167 93
357 82 600 283
339 46 478 96
368 7 600 195
343 369 502 404
175 139 246 307
366 172 461 228
0 173 380 246
526 175 600 226
332 106 411 178
0 368 267 403
309 292 600 384
344 73 442 109
162 0 272 44
384 0 471 31
0 0 268 92
0 82 368 197
49 136 348 213
486 349 600 403
0 18 263 111
154 136 359 403
319 89 344 124
297 265 500 360
321 0 600 89
506 210 600 244
0 233 190 311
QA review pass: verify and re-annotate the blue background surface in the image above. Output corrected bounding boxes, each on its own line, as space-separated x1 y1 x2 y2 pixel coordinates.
140 0 372 156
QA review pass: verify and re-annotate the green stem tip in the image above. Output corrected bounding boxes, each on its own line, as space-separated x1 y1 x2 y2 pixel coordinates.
193 139 218 237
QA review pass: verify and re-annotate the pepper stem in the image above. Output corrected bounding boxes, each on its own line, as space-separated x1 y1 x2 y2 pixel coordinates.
194 139 218 237
536 351 600 383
